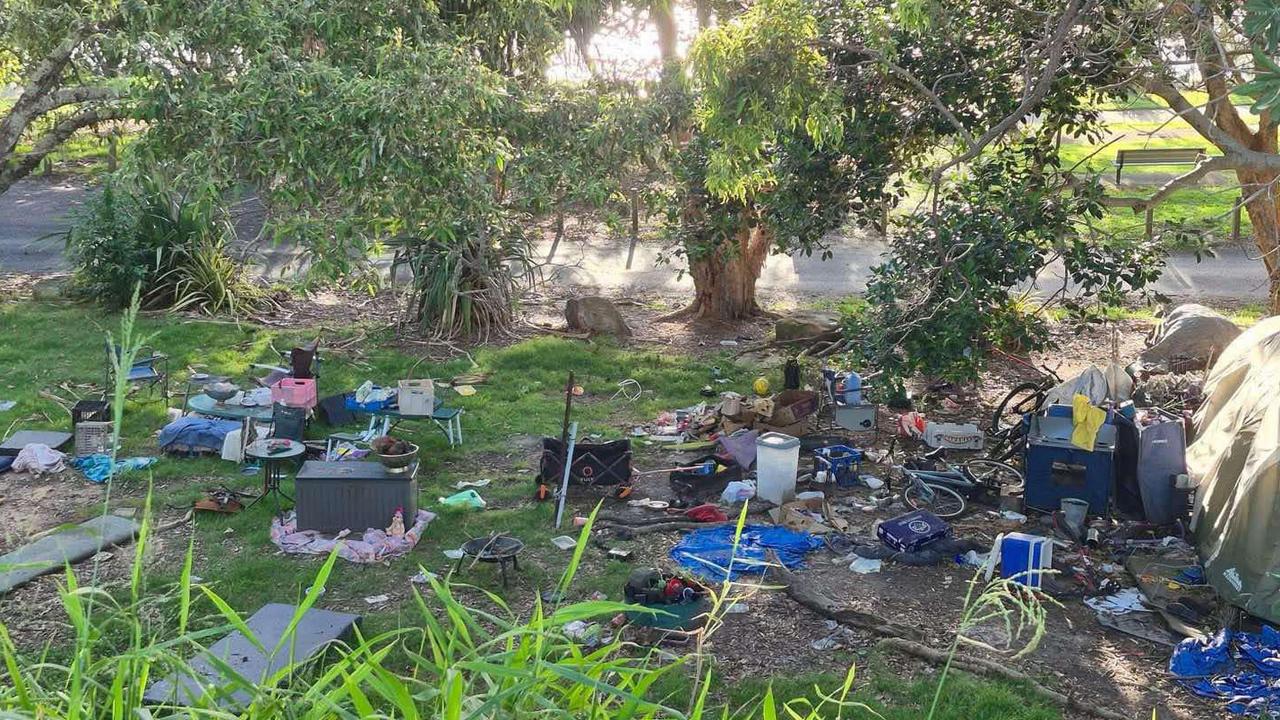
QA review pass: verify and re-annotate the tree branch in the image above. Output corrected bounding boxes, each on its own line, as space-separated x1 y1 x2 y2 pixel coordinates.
0 86 121 156
0 107 124 195
1101 155 1234 210
1147 79 1280 173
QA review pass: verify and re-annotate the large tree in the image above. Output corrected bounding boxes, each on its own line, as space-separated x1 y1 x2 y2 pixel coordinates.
0 2 130 195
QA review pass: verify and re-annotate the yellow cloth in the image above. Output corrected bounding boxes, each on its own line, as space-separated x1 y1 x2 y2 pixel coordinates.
1071 394 1107 450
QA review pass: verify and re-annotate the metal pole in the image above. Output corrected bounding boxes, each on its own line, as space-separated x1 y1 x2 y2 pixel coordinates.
554 421 578 529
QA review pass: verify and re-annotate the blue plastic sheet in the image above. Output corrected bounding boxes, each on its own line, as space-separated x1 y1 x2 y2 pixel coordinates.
158 417 240 453
1170 626 1280 715
670 524 824 582
71 454 157 483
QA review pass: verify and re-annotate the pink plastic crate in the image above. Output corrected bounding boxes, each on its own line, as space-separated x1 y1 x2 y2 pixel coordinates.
271 378 317 409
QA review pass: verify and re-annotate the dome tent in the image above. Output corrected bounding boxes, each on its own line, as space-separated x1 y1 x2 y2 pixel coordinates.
1189 316 1280 624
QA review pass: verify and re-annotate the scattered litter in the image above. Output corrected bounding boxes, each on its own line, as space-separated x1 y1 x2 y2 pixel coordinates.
1169 628 1280 715
453 385 477 397
1000 510 1028 523
589 591 607 601
91 551 114 563
726 602 749 614
444 548 465 560
719 340 739 347
410 570 439 584
720 481 755 504
0 401 14 412
438 489 486 509
811 620 858 651
364 594 390 605
848 556 882 574
861 474 884 490
551 535 577 551
627 498 669 510
271 510 435 564
563 620 604 646
12 444 66 475
454 478 491 490
956 550 991 569
1085 588 1150 615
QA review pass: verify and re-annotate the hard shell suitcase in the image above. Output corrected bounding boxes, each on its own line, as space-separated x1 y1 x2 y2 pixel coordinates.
877 509 951 552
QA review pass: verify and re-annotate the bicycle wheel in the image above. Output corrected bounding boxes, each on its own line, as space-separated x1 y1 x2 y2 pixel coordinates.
964 459 1025 492
991 381 1045 432
903 482 967 518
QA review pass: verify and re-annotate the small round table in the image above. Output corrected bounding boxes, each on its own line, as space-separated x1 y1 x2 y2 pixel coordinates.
244 439 306 514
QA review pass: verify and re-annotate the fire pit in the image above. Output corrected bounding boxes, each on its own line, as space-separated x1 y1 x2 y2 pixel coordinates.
455 534 524 587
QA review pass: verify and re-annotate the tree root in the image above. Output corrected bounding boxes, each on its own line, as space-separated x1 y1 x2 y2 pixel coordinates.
876 637 1129 720
767 552 923 641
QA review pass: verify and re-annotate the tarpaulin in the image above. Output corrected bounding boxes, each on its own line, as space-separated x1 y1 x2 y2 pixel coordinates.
71 454 156 483
670 524 823 582
1169 627 1280 715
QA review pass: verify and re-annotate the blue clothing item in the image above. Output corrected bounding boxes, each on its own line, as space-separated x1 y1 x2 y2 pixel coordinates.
1171 626 1280 716
158 417 240 453
670 524 824 582
72 454 157 483
0 455 12 474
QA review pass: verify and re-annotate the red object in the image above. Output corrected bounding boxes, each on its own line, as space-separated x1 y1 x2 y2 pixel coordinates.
663 577 685 600
684 504 729 523
271 378 318 409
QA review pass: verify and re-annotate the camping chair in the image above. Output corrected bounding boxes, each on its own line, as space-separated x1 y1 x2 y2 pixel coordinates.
253 340 321 388
269 402 307 443
106 343 169 404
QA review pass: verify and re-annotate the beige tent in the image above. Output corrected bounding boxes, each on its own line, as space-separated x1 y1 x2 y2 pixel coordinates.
1189 316 1280 623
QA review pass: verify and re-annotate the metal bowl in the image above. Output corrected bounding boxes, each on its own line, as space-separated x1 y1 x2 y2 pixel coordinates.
206 382 240 403
375 443 419 471
462 535 524 562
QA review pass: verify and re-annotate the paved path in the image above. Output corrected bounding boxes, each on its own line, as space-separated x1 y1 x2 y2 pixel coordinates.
0 176 1270 301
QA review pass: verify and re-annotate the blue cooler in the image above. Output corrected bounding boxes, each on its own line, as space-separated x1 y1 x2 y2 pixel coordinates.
1000 532 1053 588
1024 404 1116 516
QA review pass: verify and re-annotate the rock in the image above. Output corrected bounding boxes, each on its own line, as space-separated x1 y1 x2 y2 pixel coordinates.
775 310 841 342
565 296 632 337
1139 303 1242 372
30 276 69 301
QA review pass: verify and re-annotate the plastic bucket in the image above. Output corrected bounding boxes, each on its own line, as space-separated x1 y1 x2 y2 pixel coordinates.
1060 498 1089 534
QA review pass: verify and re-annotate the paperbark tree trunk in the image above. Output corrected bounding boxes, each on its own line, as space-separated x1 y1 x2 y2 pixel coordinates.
679 224 771 320
1238 168 1280 313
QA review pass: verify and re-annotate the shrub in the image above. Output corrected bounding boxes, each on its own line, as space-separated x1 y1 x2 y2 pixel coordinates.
65 178 263 315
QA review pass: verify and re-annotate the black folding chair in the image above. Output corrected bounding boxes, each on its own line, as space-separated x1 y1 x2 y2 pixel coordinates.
254 339 321 388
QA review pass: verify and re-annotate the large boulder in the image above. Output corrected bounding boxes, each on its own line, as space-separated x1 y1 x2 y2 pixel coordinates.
1138 303 1242 372
565 296 632 337
775 310 841 342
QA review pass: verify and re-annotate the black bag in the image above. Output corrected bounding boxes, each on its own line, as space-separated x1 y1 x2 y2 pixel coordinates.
1112 413 1144 519
668 455 741 504
538 438 633 487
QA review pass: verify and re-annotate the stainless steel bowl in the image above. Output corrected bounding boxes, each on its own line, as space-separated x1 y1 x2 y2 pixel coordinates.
206 382 240 403
375 443 419 471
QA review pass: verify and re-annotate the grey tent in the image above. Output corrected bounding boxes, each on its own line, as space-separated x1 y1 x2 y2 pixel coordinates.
1189 316 1280 623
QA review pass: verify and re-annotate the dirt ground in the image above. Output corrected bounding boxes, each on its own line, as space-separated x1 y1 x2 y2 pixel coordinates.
0 281 1227 718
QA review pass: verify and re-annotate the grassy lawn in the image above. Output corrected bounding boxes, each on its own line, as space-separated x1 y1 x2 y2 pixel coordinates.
0 296 1065 715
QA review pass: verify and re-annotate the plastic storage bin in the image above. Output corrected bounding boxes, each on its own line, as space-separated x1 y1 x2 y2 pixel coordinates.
756 432 800 504
1024 405 1116 515
397 379 435 415
1001 532 1053 588
74 421 112 457
271 378 317 409
924 422 984 450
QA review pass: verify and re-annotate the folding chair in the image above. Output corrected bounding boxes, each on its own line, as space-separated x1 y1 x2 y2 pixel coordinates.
253 340 321 388
106 343 169 404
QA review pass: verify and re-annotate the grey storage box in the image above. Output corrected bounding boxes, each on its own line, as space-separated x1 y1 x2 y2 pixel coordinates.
834 403 877 432
295 461 418 533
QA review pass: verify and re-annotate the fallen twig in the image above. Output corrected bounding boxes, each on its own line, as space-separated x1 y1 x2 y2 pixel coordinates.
875 637 1128 720
767 552 923 641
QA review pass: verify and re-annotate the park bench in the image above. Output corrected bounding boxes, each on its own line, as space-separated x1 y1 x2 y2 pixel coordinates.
1114 147 1206 183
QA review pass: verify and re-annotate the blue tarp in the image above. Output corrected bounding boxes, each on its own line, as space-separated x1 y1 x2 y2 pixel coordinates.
1170 627 1280 716
158 417 240 454
71 454 157 483
670 524 824 582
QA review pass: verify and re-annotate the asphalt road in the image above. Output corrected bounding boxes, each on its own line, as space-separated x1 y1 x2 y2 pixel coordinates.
1 176 1270 301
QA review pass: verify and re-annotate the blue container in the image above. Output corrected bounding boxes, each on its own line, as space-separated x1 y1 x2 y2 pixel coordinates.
812 445 862 487
1000 532 1053 588
840 371 862 405
1023 405 1116 516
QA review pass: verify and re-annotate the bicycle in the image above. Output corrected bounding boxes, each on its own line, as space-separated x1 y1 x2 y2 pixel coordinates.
986 362 1062 463
893 448 1025 518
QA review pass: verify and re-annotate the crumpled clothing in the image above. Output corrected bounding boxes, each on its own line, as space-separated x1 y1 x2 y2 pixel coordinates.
159 417 241 453
12 443 66 475
270 509 435 564
1071 394 1107 450
1170 627 1280 716
71 454 157 483
684 504 729 523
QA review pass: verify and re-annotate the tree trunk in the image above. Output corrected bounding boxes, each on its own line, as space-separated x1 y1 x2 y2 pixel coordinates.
652 1 679 62
680 224 771 320
1238 168 1280 313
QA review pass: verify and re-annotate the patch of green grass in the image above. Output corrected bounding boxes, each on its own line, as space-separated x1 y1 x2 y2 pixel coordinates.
0 299 757 628
1092 91 1255 112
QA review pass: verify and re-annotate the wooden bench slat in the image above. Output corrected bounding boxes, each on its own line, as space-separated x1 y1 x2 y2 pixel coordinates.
1114 147 1207 182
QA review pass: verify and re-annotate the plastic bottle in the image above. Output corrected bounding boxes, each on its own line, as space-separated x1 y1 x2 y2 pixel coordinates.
842 371 862 405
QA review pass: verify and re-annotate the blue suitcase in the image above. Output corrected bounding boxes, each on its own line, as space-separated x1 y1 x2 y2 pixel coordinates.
877 509 951 552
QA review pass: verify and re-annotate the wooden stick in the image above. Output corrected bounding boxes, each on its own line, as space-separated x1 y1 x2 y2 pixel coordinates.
767 553 923 641
875 637 1128 720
